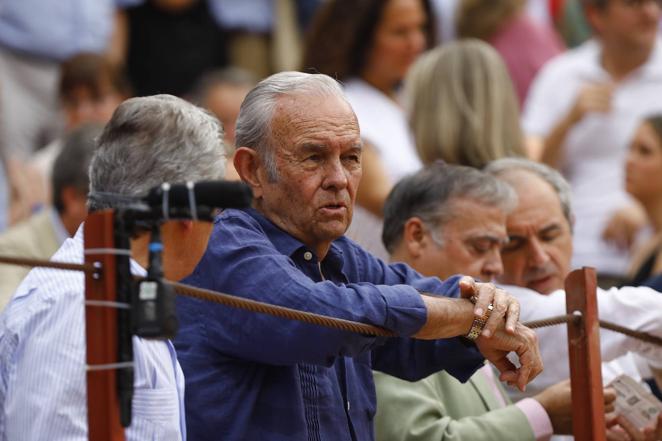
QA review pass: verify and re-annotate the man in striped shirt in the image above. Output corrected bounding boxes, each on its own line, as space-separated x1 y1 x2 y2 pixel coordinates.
0 94 227 440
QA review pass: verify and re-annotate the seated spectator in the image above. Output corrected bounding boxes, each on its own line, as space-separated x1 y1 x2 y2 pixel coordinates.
174 71 542 441
303 0 437 259
522 0 662 282
405 39 525 168
484 158 662 405
378 159 662 440
378 162 577 440
30 52 131 197
0 124 102 310
624 115 662 286
0 94 227 440
456 0 564 105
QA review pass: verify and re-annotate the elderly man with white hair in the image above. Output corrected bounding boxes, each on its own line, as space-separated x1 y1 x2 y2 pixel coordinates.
174 71 543 441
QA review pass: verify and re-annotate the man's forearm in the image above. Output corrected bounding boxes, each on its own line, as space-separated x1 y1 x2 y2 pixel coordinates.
414 296 474 340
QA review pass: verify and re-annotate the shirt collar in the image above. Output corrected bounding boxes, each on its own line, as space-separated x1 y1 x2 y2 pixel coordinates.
242 208 345 262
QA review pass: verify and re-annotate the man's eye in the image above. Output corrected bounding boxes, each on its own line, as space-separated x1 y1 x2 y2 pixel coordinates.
306 155 322 162
470 241 490 254
502 238 523 252
344 154 361 163
541 231 561 242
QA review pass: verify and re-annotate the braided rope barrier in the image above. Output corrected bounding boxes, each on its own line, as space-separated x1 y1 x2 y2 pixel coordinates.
2 254 661 344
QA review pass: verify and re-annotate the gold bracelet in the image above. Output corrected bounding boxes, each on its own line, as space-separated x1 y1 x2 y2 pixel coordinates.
465 302 494 341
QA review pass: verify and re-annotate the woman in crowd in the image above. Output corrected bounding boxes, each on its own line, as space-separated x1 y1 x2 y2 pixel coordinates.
406 39 525 169
302 0 436 259
455 0 563 106
624 115 662 287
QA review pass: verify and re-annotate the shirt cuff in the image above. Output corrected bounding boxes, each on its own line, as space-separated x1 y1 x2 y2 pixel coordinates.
516 398 553 441
378 284 428 337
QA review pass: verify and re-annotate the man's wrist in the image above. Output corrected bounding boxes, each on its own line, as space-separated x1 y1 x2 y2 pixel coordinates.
415 296 475 339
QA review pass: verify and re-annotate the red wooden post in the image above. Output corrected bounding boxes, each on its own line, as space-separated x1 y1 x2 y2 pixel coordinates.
84 211 125 441
565 267 606 441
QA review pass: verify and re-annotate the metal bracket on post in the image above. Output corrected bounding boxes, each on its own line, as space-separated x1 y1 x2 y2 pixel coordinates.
565 267 606 441
84 210 126 441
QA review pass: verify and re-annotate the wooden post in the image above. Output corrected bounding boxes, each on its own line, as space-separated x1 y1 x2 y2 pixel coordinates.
565 267 606 441
84 211 125 441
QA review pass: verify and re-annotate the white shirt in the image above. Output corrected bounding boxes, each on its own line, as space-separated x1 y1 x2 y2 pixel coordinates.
0 227 186 440
523 39 662 276
504 283 662 404
343 78 422 261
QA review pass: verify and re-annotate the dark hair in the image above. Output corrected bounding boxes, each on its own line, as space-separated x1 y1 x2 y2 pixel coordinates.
580 0 608 8
52 123 103 213
59 53 131 103
302 0 436 81
644 114 662 143
382 162 516 252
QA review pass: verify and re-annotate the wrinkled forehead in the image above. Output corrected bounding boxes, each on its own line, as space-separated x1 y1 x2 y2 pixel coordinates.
503 171 568 232
270 93 360 147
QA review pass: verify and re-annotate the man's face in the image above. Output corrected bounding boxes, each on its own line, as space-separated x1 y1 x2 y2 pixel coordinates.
497 170 573 295
590 0 661 52
257 94 362 257
416 198 508 281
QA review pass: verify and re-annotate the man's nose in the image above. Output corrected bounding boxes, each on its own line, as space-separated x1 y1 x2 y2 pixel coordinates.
527 238 550 267
482 249 504 280
322 159 349 190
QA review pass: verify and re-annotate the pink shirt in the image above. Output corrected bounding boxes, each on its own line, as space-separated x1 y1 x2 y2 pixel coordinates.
490 12 564 106
483 365 553 441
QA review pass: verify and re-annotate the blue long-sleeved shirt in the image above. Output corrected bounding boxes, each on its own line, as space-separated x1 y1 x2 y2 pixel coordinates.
174 208 484 441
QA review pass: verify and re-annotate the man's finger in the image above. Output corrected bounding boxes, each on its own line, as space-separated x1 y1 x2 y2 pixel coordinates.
473 282 495 318
505 299 519 334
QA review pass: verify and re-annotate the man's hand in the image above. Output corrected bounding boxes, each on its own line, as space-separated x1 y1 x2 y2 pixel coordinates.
475 322 543 392
533 380 617 435
608 413 662 441
568 82 614 124
459 277 519 337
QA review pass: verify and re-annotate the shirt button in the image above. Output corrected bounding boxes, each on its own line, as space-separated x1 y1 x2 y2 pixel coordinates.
303 251 313 261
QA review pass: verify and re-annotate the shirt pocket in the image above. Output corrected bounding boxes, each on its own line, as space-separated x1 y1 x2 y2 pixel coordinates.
130 387 182 441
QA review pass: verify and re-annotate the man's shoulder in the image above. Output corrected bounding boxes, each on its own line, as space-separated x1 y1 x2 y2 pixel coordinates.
1 237 84 330
0 210 58 257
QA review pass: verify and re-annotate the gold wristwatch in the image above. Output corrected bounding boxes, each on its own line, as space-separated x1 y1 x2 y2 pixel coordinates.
465 298 494 341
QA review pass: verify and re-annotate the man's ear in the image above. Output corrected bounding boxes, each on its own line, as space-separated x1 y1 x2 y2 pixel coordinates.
234 147 264 198
402 217 428 259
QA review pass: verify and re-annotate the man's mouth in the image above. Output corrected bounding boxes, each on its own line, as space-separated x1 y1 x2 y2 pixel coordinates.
527 275 555 293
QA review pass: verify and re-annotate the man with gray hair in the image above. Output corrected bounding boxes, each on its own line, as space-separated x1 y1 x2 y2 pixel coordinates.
174 71 543 441
485 157 662 438
0 94 227 440
376 162 578 441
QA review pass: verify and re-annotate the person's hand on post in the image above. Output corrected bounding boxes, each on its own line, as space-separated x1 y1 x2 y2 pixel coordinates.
475 322 543 392
458 277 519 337
531 381 616 435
